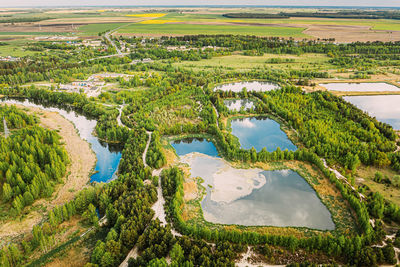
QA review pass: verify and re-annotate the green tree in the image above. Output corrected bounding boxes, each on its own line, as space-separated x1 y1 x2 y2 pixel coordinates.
2 183 12 202
23 191 34 206
170 243 184 264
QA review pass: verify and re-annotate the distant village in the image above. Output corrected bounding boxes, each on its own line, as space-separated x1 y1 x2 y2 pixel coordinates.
37 73 136 98
0 56 20 62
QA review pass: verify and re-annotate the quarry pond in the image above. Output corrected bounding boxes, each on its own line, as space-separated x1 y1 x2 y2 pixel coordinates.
1 98 122 183
344 95 400 130
230 117 297 152
321 82 400 92
214 81 279 92
171 138 335 230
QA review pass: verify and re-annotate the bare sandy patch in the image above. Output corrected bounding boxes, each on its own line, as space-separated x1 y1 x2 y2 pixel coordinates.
183 180 197 201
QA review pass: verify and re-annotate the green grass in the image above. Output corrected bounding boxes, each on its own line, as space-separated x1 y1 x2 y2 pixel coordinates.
0 39 38 57
371 20 400 31
78 22 132 36
117 23 307 37
174 53 332 72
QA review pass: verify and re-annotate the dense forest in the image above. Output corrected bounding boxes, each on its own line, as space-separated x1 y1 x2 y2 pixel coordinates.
0 105 68 215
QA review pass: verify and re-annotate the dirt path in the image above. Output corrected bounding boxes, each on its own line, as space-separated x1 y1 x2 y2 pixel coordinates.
151 169 167 226
0 104 96 241
322 159 366 201
372 234 400 265
117 103 127 127
2 117 9 137
119 246 138 267
143 131 152 168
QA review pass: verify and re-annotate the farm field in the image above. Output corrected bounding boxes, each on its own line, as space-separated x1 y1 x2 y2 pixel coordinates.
112 11 400 41
0 8 399 41
117 23 308 37
78 22 133 36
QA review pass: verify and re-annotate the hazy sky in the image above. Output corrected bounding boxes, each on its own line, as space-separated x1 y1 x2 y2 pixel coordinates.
1 0 400 8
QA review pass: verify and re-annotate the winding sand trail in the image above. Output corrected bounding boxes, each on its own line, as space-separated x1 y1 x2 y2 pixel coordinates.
116 103 127 127
0 104 96 241
143 131 152 168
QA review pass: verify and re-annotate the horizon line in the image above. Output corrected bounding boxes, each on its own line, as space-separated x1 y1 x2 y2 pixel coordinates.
1 5 400 9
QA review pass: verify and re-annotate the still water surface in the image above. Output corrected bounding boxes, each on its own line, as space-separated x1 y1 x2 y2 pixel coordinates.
230 117 297 152
344 95 400 130
171 137 219 157
171 139 334 230
321 82 400 92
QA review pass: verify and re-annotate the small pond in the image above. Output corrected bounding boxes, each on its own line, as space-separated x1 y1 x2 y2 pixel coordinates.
321 82 400 92
224 99 255 111
343 95 400 130
180 153 334 230
171 137 219 157
230 117 297 152
214 81 279 92
1 98 122 183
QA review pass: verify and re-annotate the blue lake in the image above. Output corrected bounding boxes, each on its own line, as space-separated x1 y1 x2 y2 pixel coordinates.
181 153 334 230
1 98 122 183
230 117 297 152
171 137 219 157
343 95 400 130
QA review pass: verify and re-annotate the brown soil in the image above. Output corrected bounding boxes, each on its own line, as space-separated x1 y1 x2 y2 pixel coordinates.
183 180 197 201
304 24 400 43
0 23 79 33
0 104 96 241
45 245 90 267
161 143 178 166
0 17 142 34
